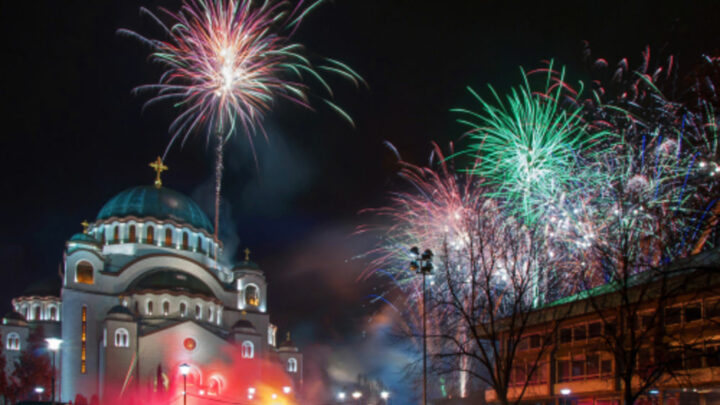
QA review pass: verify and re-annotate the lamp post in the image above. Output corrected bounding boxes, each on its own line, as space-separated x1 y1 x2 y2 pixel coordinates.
410 246 433 405
179 363 190 405
45 338 62 405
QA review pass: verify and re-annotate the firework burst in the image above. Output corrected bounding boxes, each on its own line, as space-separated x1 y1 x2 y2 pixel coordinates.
120 0 362 236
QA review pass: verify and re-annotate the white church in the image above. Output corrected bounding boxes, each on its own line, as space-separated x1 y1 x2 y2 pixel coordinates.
0 159 303 403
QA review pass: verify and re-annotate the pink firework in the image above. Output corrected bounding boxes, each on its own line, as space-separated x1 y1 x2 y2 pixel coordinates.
121 0 362 236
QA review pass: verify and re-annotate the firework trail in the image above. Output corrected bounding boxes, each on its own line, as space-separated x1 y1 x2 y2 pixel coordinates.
120 0 363 238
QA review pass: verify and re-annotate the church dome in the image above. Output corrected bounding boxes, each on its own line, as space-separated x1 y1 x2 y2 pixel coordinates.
128 269 214 298
232 319 257 333
70 233 99 244
96 185 213 233
21 277 61 298
106 305 134 320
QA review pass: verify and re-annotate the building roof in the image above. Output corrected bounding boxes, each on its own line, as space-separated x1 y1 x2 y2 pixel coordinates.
69 233 99 244
21 276 61 298
232 319 257 333
107 305 134 318
127 269 215 298
96 185 213 232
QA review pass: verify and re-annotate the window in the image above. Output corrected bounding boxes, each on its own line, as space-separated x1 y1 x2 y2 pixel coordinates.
100 229 106 245
685 304 702 323
180 302 187 317
242 341 254 359
182 233 189 250
208 307 213 322
146 226 154 244
601 359 612 377
572 357 585 380
103 328 107 347
558 359 570 382
574 325 587 341
560 327 572 344
33 306 41 321
147 300 154 315
76 261 94 285
165 228 173 246
115 328 130 347
49 306 57 321
81 306 87 373
6 333 20 351
129 225 137 243
586 354 599 377
588 322 602 338
245 285 260 307
198 238 205 254
196 304 202 319
163 301 170 316
666 307 682 325
134 301 139 314
529 334 541 349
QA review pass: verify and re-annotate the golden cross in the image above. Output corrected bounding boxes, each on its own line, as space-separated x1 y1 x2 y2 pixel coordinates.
244 247 251 261
81 220 90 234
149 157 168 189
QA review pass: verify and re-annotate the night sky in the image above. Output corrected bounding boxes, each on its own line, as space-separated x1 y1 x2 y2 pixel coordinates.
1 1 720 402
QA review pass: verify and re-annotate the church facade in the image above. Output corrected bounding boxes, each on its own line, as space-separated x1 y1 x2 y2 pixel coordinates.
0 165 302 403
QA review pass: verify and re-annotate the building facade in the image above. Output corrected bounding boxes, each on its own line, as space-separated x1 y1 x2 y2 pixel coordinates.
1 175 302 403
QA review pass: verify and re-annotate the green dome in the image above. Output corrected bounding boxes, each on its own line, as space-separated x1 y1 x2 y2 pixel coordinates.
70 233 98 244
97 186 213 232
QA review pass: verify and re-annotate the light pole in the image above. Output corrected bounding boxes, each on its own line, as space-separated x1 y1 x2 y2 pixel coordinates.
410 246 433 405
45 338 62 405
179 363 190 405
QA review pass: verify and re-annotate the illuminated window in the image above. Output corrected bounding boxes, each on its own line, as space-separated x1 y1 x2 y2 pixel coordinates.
129 225 137 243
113 226 119 243
6 333 20 351
146 226 154 244
182 233 189 250
114 328 129 348
241 341 254 359
32 306 41 321
81 306 87 373
49 306 58 321
163 301 170 316
76 261 94 285
245 285 260 307
180 302 187 317
165 228 172 246
103 328 107 347
288 358 298 373
208 377 222 396
147 300 154 316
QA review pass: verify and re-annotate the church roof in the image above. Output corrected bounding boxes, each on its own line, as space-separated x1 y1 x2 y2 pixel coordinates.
21 276 61 298
107 305 134 318
232 319 257 332
128 269 215 298
96 185 213 233
70 233 99 244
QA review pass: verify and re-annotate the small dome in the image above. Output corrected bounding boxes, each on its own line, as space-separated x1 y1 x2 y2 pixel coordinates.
233 260 260 271
3 311 26 325
279 332 298 351
21 277 61 298
70 233 99 244
97 185 213 232
232 319 256 333
107 305 134 319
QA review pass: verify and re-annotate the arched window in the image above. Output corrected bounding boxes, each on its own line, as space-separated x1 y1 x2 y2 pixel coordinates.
113 226 119 243
147 300 154 315
134 301 140 314
163 301 170 316
208 376 223 396
146 226 154 244
129 225 137 243
195 304 202 319
182 233 189 250
32 305 41 321
198 238 205 254
165 228 173 246
76 261 94 285
100 229 106 245
245 285 260 307
180 302 187 317
208 307 213 322
6 332 20 351
49 306 57 321
114 328 130 347
287 358 298 373
241 341 254 359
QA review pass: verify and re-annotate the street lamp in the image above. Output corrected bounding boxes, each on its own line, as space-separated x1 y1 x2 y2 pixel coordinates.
351 391 362 402
338 391 346 401
410 246 433 405
34 386 45 401
179 363 190 405
380 390 389 403
45 338 62 405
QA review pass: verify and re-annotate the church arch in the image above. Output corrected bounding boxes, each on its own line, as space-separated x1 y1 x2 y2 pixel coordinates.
129 225 137 243
32 304 41 321
245 284 260 307
287 358 298 373
179 302 187 317
164 228 173 247
76 261 94 285
241 341 254 359
146 300 154 315
146 225 155 244
114 328 130 347
113 226 119 244
6 332 20 351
